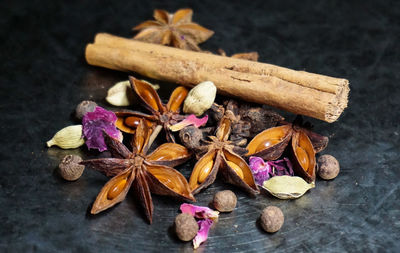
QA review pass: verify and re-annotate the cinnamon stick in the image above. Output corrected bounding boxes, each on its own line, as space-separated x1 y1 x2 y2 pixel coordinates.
85 33 349 122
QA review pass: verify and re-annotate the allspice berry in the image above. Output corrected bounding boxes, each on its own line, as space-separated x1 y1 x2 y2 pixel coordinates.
175 213 199 241
317 154 340 180
59 155 85 181
260 206 284 233
213 190 237 212
75 100 97 120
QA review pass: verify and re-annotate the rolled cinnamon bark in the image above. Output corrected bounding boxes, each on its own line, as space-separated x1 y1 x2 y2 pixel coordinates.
85 33 349 122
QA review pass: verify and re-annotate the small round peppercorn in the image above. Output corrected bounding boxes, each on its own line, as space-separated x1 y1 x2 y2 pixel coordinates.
260 206 284 233
175 213 199 241
59 155 85 181
179 126 204 150
213 190 237 212
75 100 97 120
317 154 340 180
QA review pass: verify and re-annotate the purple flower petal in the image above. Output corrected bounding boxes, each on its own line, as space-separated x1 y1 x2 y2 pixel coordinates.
193 219 213 249
269 158 294 176
82 106 122 152
249 156 272 185
180 203 219 220
249 156 294 185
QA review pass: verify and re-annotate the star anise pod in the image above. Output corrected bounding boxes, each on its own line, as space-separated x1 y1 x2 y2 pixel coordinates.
133 8 214 51
188 116 259 195
115 76 188 143
246 116 329 183
81 120 194 224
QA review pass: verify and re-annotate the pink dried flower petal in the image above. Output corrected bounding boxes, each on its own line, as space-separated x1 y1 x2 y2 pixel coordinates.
180 203 219 220
249 156 268 173
82 106 122 152
193 219 213 249
269 158 294 176
249 156 272 185
249 156 294 185
169 114 208 132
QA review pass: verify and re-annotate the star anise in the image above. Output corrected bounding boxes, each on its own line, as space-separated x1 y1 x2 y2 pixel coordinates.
132 8 214 51
115 76 188 143
81 120 194 224
246 116 329 183
188 116 259 195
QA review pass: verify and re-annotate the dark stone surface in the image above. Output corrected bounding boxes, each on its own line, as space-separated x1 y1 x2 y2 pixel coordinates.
1 0 399 252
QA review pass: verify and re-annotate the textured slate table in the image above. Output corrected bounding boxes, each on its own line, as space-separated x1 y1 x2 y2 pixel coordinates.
1 0 399 252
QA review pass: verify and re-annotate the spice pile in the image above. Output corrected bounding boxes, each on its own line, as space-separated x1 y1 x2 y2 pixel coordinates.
47 8 342 249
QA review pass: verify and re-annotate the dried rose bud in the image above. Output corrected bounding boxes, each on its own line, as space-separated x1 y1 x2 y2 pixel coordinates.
317 154 340 180
175 213 199 242
260 206 284 233
75 100 97 120
59 155 85 181
213 190 237 212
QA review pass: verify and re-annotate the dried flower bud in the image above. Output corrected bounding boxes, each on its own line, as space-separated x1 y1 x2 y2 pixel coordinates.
75 100 97 120
260 206 284 233
59 155 85 181
46 125 85 149
183 81 217 116
317 154 340 180
213 190 237 212
175 213 199 242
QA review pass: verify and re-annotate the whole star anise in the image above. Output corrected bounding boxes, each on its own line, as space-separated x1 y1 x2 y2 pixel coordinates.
133 8 214 51
115 76 188 143
246 116 329 183
81 120 194 224
188 116 259 195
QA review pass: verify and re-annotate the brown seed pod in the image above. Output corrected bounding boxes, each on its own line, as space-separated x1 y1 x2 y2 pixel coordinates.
246 116 327 183
317 154 340 180
188 117 259 195
260 206 284 233
290 129 316 183
59 155 85 181
246 125 292 160
213 190 237 212
75 100 97 120
175 213 199 241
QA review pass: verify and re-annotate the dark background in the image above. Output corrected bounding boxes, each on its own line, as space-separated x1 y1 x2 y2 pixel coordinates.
1 0 399 252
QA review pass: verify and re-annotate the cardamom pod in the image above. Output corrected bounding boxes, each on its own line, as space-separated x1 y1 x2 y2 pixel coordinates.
183 81 216 116
106 80 160 106
46 125 85 149
262 175 315 199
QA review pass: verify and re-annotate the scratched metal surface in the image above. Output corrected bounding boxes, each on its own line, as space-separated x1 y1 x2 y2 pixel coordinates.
1 0 400 252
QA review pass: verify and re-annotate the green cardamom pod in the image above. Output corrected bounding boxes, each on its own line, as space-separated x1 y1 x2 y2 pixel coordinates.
183 81 217 116
46 125 85 149
262 175 315 199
